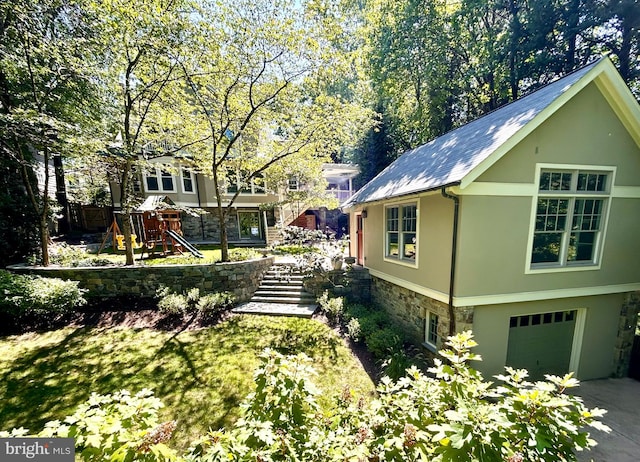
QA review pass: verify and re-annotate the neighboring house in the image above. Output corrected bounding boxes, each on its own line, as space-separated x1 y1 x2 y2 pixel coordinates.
109 159 359 244
288 163 359 237
343 56 640 381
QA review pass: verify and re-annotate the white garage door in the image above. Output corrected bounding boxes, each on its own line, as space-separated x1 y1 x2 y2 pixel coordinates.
506 310 577 380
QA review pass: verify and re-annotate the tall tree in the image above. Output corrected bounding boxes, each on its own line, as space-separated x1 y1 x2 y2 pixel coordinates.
0 0 101 265
92 0 197 265
178 0 372 261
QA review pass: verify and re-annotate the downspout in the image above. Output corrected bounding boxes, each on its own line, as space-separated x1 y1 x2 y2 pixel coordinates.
441 186 459 336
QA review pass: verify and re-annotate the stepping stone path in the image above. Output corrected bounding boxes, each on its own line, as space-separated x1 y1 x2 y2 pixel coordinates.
232 263 318 318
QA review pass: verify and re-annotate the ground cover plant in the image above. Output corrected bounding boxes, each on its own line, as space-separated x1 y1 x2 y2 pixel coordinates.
44 244 263 267
1 333 609 461
0 315 375 450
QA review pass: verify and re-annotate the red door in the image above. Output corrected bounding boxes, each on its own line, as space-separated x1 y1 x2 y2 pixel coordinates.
356 214 364 266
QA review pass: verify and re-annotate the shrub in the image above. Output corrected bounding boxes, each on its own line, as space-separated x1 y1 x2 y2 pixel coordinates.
317 291 344 324
0 270 86 318
197 292 235 317
156 286 235 317
157 293 190 315
1 333 611 462
227 248 262 262
0 389 179 462
364 327 403 360
346 317 362 342
49 243 114 267
271 244 313 255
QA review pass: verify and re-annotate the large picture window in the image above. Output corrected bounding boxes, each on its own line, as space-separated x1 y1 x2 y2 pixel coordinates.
530 168 611 269
386 203 417 263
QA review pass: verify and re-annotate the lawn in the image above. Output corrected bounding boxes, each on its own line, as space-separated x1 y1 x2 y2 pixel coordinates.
0 315 376 450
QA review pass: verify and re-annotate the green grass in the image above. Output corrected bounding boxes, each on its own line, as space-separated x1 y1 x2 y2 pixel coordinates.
0 315 375 449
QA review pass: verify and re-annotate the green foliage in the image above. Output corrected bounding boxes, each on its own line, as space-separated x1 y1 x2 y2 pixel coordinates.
346 317 362 342
364 328 403 361
317 291 345 324
156 286 235 316
1 389 179 462
0 270 86 318
271 244 314 256
226 248 262 262
49 244 114 267
1 333 610 461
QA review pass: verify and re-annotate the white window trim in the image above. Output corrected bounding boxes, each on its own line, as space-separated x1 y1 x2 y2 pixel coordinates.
524 164 615 274
144 167 177 193
424 311 439 352
383 202 419 267
226 170 268 195
180 168 196 195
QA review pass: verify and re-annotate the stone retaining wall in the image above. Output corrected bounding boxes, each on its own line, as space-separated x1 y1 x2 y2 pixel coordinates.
371 276 474 349
9 257 275 302
303 267 372 304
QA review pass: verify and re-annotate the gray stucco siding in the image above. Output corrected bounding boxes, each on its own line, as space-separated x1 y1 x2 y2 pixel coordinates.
472 293 623 381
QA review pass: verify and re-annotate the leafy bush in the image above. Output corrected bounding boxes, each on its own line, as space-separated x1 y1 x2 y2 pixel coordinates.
1 334 611 462
271 244 314 255
281 225 326 245
317 291 344 324
158 293 190 315
49 243 114 267
156 286 235 317
0 270 86 318
227 248 262 262
0 389 179 462
364 327 403 360
346 317 362 342
197 292 235 317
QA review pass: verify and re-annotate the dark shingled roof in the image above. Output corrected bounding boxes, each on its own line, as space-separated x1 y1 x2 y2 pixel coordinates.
343 59 602 208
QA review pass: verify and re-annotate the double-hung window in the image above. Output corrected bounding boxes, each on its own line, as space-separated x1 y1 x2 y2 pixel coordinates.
181 168 195 193
144 167 176 193
529 167 612 270
386 203 417 263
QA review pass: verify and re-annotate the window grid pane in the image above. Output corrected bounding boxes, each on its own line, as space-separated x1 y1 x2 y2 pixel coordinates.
532 169 609 268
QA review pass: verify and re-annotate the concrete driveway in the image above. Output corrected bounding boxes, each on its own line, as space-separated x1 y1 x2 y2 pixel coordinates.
575 377 640 462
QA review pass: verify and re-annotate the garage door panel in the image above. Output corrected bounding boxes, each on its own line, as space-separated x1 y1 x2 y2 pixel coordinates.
506 310 576 380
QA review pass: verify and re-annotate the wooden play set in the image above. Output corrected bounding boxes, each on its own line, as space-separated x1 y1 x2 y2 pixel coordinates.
98 196 203 258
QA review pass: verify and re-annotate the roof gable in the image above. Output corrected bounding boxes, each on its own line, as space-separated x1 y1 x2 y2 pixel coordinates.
344 57 640 207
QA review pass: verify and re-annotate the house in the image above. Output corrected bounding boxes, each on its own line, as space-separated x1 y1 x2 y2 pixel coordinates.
109 160 359 245
343 56 640 381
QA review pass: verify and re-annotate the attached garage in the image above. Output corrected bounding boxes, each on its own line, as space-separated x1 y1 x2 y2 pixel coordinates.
506 310 577 380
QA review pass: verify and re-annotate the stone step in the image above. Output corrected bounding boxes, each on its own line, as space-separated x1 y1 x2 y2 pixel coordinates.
251 295 315 304
257 284 304 292
254 289 314 298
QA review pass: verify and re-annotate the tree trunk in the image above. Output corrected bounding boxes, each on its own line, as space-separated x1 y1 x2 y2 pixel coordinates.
218 205 229 262
39 214 50 266
120 160 135 265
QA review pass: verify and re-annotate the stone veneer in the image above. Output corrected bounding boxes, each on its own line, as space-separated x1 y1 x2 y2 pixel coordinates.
303 267 372 303
181 210 242 242
9 257 274 302
371 276 474 350
613 291 640 377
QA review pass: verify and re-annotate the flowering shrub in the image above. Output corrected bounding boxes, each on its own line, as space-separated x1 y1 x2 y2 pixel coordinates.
2 333 610 462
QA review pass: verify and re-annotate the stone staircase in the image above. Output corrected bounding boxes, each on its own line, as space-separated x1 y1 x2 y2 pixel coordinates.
233 263 318 317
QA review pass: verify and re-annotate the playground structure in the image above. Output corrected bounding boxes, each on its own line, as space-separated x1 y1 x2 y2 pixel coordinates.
99 197 203 258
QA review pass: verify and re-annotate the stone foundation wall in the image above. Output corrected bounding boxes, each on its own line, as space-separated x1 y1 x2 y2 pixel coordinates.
181 210 241 242
9 257 274 302
613 291 640 377
371 276 474 349
303 266 371 303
